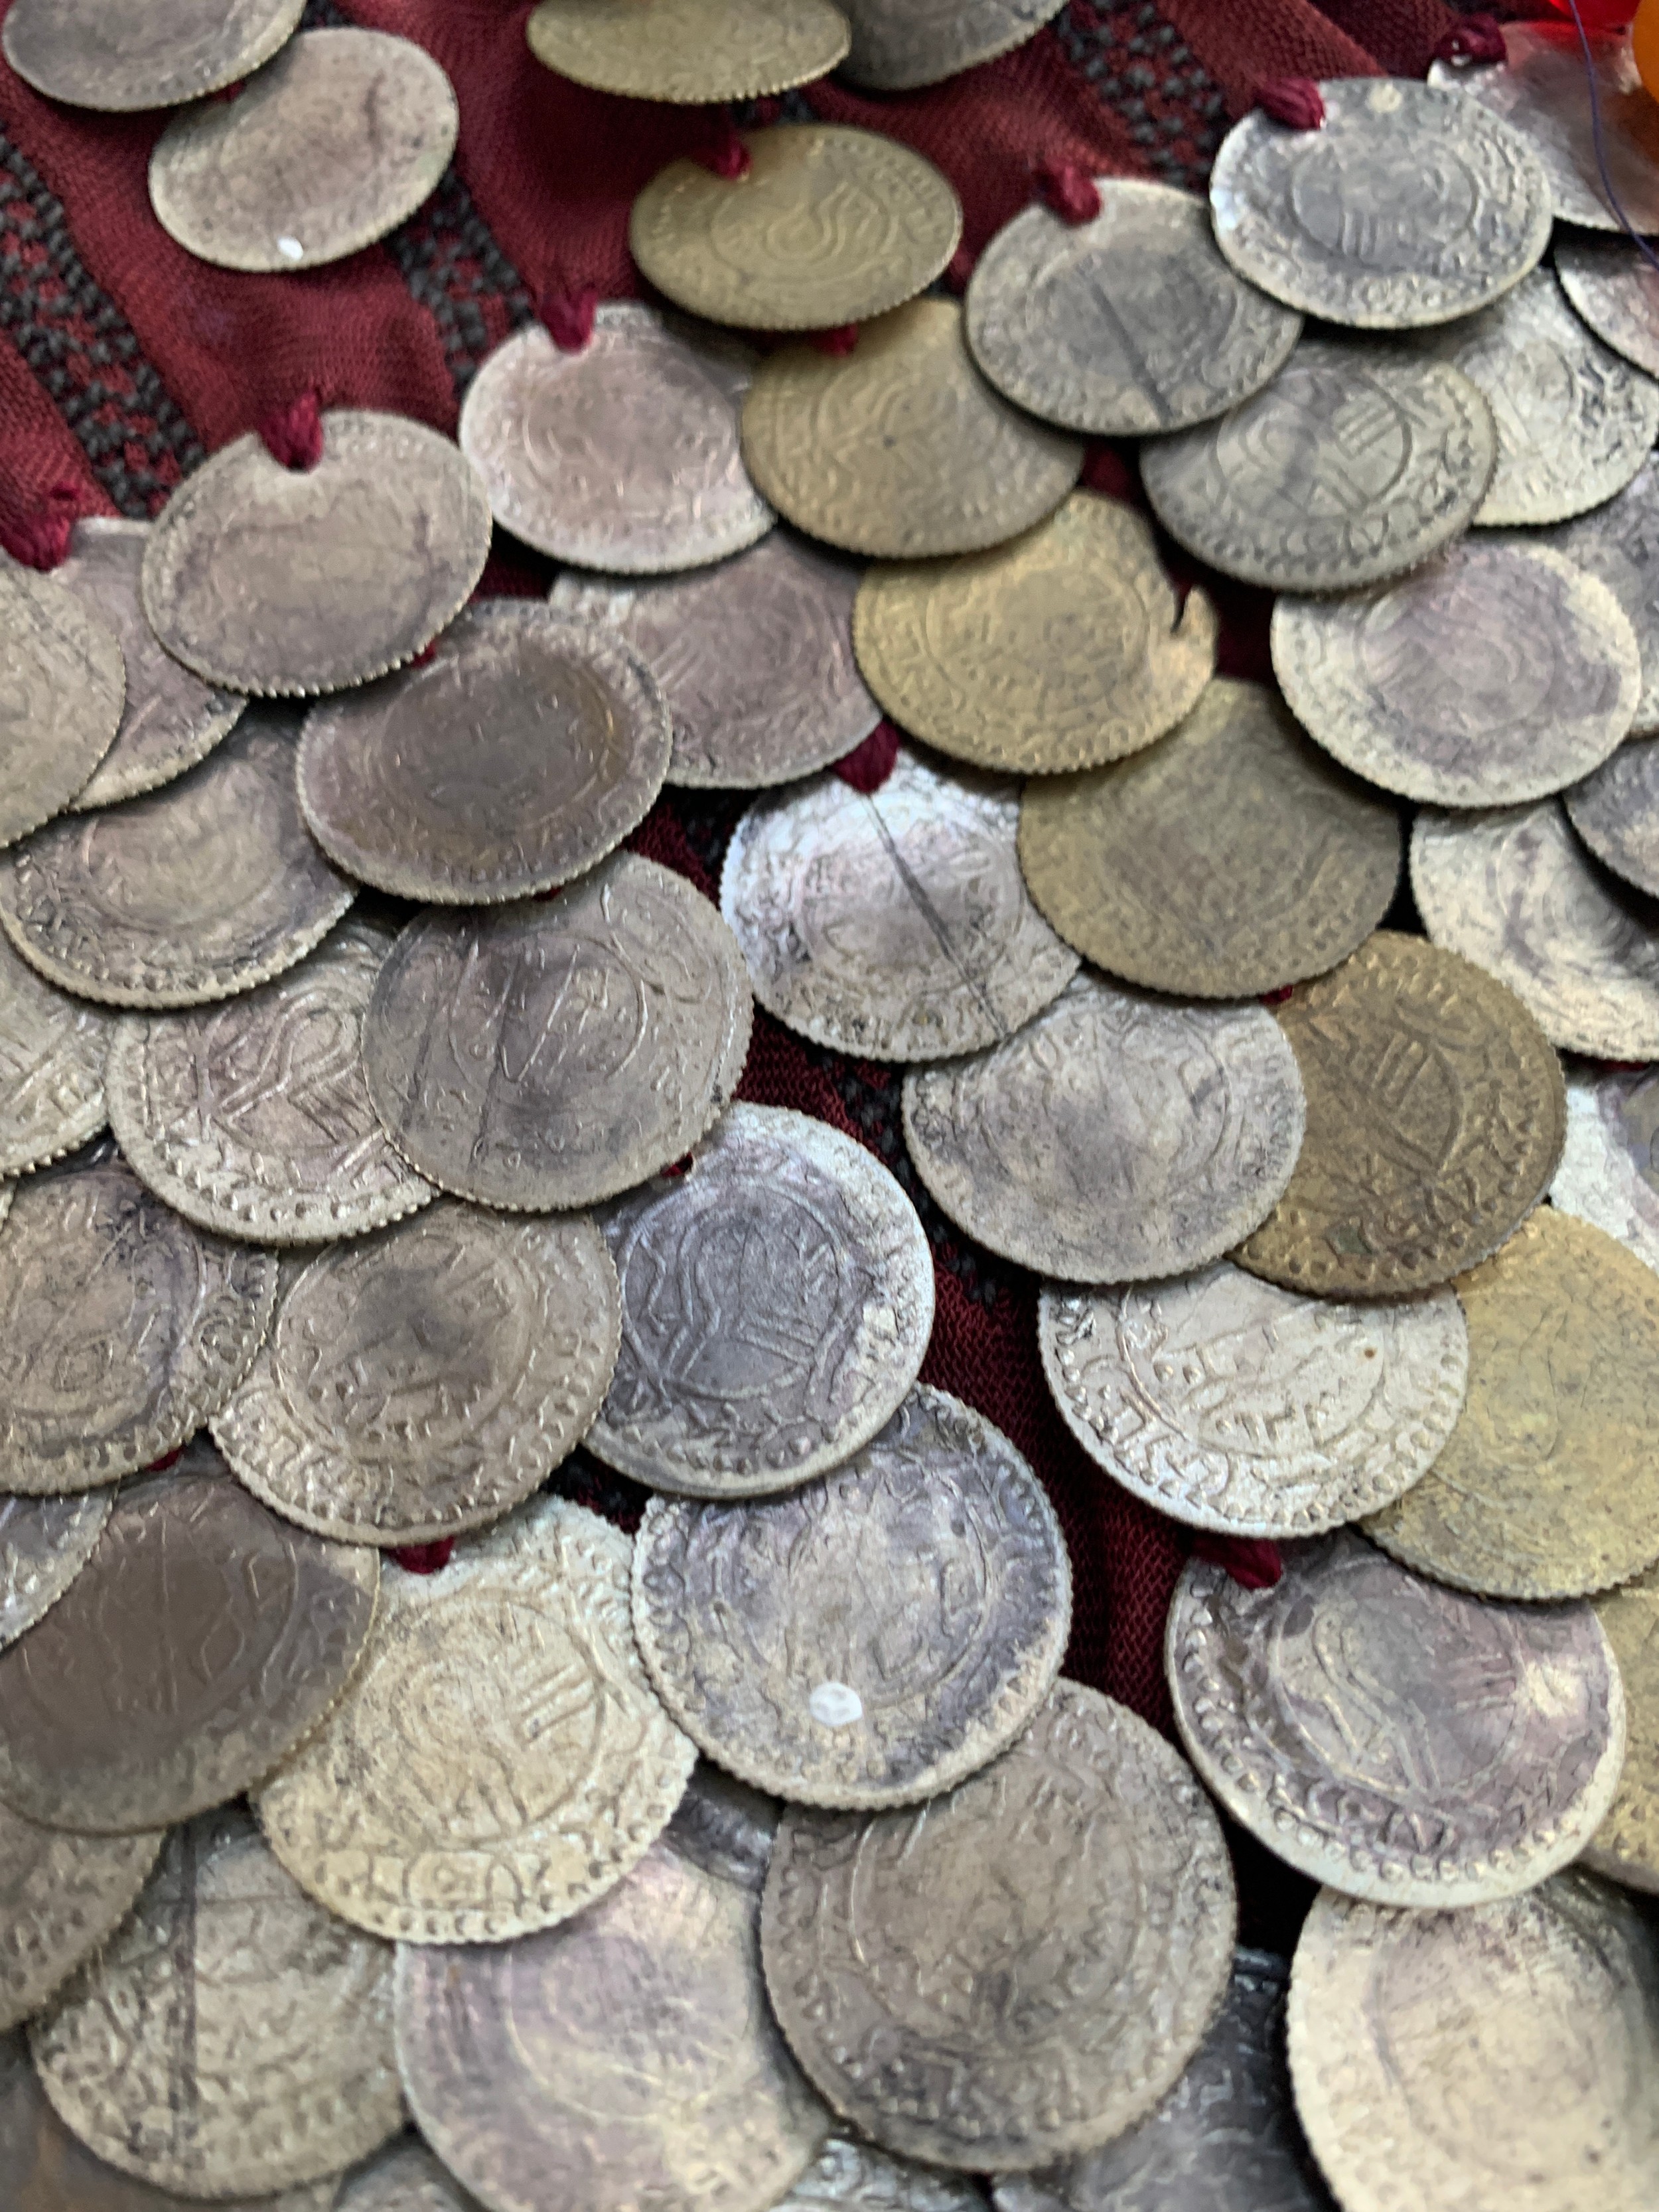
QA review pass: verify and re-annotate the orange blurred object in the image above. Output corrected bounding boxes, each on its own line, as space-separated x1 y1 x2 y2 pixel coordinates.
1636 0 1659 97
1546 0 1637 29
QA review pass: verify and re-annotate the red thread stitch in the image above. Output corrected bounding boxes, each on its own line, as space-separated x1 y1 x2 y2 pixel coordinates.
0 480 80 569
1036 160 1102 224
257 388 324 469
1256 78 1325 129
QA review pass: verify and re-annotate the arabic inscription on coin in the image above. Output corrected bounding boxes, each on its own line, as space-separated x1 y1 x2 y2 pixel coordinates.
526 0 850 102
1567 731 1659 899
0 930 109 1176
0 561 124 849
1551 1061 1659 1277
1 0 303 111
0 1490 110 1652
1585 1562 1659 1895
1544 452 1659 737
1557 233 1659 378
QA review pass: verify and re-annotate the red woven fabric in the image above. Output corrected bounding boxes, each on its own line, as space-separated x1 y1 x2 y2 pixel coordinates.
0 477 78 567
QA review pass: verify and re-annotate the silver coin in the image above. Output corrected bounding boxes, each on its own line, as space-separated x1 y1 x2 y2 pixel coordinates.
965 177 1302 436
298 604 670 903
1411 800 1659 1059
1411 265 1659 526
1167 1530 1626 1907
781 2136 987 2212
105 917 435 1246
1568 733 1659 897
0 559 124 848
364 853 751 1211
0 928 109 1176
1 0 303 111
902 972 1305 1283
0 1797 161 2034
1271 538 1639 806
1558 233 1659 378
337 2137 480 2212
1553 1063 1659 1278
0 709 356 1010
719 743 1077 1061
1211 78 1551 329
1538 457 1659 735
587 1103 933 1499
460 306 774 573
994 1949 1332 2212
0 1490 109 1653
1139 336 1496 591
632 1386 1070 1807
1039 1263 1469 1540
549 530 879 788
837 0 1063 90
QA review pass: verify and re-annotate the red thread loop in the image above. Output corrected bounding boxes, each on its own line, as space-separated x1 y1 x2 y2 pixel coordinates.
1430 15 1506 65
0 480 80 570
210 78 246 103
658 1154 695 1180
944 241 977 294
1192 1534 1284 1589
409 637 439 667
694 117 751 180
810 323 859 356
391 1539 455 1575
541 281 599 352
1256 78 1326 129
833 721 900 794
258 389 324 470
144 1447 184 1475
1260 984 1294 1007
1036 160 1101 225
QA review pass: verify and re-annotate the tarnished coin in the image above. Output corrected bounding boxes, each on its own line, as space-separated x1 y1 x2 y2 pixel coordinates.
0 930 109 1176
837 0 1062 88
2 0 302 110
1557 234 1659 377
32 1805 400 2198
148 30 457 274
106 919 435 1247
740 299 1083 559
1547 459 1659 736
1140 338 1496 591
257 1495 693 1943
396 1774 828 2212
1169 1530 1625 1905
1017 678 1401 996
966 177 1302 436
995 1950 1331 2212
297 605 671 903
549 531 879 788
1364 1209 1659 1601
1586 1563 1659 1893
0 561 123 849
142 413 490 695
0 1441 378 1832
1411 799 1659 1059
0 1147 275 1495
852 494 1216 774
0 1801 159 2033
632 1386 1070 1806
338 2138 478 2212
461 308 772 573
762 1679 1236 2168
526 0 849 102
630 125 960 331
1552 1062 1659 1278
1234 932 1566 1299
587 1104 932 1499
1040 1263 1469 1539
0 1495 109 1660
1411 267 1659 526
213 1205 620 1546
903 973 1305 1283
782 2137 987 2212
1287 1873 1659 2212
1567 733 1659 898
720 744 1076 1061
0 711 355 1010
1271 539 1639 805
364 853 752 1211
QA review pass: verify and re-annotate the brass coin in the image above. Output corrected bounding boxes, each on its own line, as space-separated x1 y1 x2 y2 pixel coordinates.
0 1491 109 1651
549 530 879 788
1041 1262 1469 1540
1017 677 1401 996
720 743 1077 1061
31 1805 401 2199
1585 1562 1659 1894
1557 233 1659 377
1568 732 1659 899
0 711 356 1010
903 972 1305 1283
1552 1062 1659 1277
0 561 123 849
782 2138 987 2212
338 2138 476 2212
1167 1530 1626 1905
631 125 960 332
0 1440 378 1832
0 1147 275 1496
1271 538 1639 806
837 0 1062 90
142 413 490 696
1140 336 1496 592
587 1104 933 1499
526 0 849 102
147 30 457 274
364 853 752 1211
2 0 302 110
1234 931 1566 1299
461 307 772 573
632 1386 1070 1806
1210 78 1550 329
740 299 1083 559
1546 459 1659 737
0 1801 159 2033
255 1495 693 1943
297 605 671 903
852 494 1217 774
1365 1209 1659 1600
105 919 436 1247
212 1204 620 1546
395 1771 829 2212
761 1678 1236 2169
1411 799 1659 1059
0 930 109 1177
1287 1873 1659 2212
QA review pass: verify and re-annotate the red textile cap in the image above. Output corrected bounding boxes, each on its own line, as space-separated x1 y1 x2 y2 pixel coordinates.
541 281 599 352
1036 159 1102 224
391 1539 456 1574
1192 1534 1284 1589
833 721 901 793
258 388 325 469
810 323 859 356
0 480 80 569
1429 15 1506 65
1256 78 1326 129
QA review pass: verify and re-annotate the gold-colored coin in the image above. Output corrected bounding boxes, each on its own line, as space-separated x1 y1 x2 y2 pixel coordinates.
527 0 850 102
0 1798 160 2032
852 494 1215 774
741 299 1083 559
1234 931 1566 1298
1017 678 1400 997
1586 1560 1659 1894
1365 1209 1659 1599
630 125 960 332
